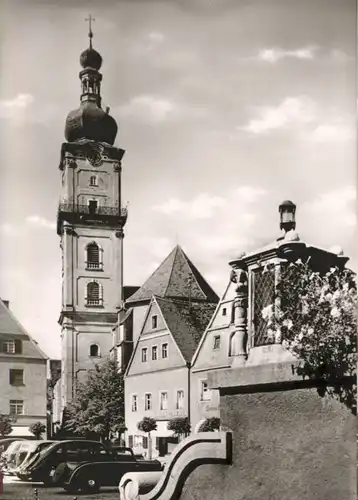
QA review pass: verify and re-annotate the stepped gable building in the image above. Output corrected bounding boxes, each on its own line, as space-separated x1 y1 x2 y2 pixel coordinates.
56 24 128 413
190 200 350 431
113 244 219 373
0 299 48 437
123 245 218 458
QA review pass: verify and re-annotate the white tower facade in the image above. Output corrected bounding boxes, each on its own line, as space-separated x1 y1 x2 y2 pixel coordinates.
57 29 127 410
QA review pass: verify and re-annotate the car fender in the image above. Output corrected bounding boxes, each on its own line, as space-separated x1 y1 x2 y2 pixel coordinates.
68 462 102 484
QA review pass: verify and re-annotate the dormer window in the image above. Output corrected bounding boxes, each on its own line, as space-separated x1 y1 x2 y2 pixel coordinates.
151 315 158 329
90 175 98 187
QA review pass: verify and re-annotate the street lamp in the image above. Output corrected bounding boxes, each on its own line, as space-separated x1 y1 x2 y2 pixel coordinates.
279 200 296 234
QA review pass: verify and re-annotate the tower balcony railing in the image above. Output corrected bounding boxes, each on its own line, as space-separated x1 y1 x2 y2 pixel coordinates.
58 202 128 218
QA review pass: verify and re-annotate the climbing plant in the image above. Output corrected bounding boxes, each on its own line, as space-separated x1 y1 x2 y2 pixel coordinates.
264 262 357 413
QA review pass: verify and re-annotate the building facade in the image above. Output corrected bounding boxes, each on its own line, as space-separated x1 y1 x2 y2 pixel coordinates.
0 299 47 437
190 201 350 431
124 245 218 457
57 31 127 412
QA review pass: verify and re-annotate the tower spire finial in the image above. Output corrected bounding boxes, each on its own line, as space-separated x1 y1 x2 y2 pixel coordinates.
85 14 95 48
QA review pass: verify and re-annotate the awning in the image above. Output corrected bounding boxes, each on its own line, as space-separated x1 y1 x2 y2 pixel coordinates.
9 427 34 437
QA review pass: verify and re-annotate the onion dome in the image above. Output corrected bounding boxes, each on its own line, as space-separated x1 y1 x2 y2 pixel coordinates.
65 102 118 145
64 19 118 146
80 47 102 70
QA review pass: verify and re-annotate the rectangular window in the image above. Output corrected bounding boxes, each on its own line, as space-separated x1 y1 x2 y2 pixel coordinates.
151 315 158 329
9 369 24 386
10 400 24 415
145 393 152 411
143 436 148 449
213 335 221 350
3 340 15 354
152 345 158 361
161 343 168 359
134 435 143 447
141 348 148 362
200 381 212 402
176 390 184 409
160 391 168 410
132 395 138 412
222 307 227 316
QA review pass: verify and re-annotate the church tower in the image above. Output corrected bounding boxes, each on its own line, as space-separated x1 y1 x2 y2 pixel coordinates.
57 21 127 410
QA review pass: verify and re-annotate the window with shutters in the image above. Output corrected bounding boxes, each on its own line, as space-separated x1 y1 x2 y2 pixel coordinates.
200 381 211 402
160 391 168 410
132 394 138 412
152 345 158 361
10 400 24 415
86 281 103 307
161 343 168 359
128 435 133 448
213 335 221 350
9 369 24 386
145 393 152 411
86 242 102 270
3 339 22 354
176 390 184 409
252 267 276 346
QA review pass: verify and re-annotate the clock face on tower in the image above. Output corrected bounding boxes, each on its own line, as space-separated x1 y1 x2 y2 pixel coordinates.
86 144 104 167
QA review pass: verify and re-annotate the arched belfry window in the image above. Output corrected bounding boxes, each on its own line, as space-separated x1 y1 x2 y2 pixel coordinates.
86 242 102 270
90 175 98 187
89 343 100 357
86 280 103 307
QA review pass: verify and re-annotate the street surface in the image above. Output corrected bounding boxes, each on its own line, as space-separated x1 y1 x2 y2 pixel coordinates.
2 476 119 500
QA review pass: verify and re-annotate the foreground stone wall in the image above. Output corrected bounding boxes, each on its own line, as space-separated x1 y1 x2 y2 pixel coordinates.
180 371 356 500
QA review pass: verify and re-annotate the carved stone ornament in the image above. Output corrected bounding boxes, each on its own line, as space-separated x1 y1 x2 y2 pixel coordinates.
63 226 77 236
119 432 232 500
113 161 121 172
86 143 104 167
115 229 124 238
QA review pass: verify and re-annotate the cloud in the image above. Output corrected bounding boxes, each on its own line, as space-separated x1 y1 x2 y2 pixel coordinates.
0 93 34 119
153 193 226 218
302 186 356 231
309 122 355 143
120 95 177 123
25 215 56 230
241 96 316 134
148 31 165 45
256 46 317 63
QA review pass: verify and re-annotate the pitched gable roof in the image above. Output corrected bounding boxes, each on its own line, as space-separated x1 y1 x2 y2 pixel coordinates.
126 245 219 305
155 297 217 363
0 299 48 359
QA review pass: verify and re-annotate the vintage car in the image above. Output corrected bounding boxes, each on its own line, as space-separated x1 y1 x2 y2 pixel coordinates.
2 440 27 475
18 439 108 485
53 446 163 493
15 441 55 479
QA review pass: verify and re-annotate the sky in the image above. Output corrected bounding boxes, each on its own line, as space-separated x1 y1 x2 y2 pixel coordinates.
0 0 356 359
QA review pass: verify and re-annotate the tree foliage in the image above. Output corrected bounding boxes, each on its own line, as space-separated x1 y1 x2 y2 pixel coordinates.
167 417 191 437
29 421 46 439
65 358 125 441
137 417 157 434
269 262 357 413
198 417 221 432
0 414 13 437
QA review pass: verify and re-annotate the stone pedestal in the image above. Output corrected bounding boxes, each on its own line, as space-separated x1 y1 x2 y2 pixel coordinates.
179 362 356 500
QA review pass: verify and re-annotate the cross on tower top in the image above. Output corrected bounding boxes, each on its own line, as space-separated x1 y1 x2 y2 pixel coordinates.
85 14 95 48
